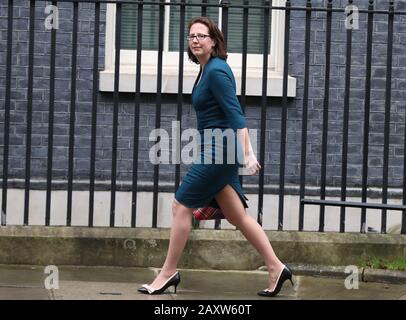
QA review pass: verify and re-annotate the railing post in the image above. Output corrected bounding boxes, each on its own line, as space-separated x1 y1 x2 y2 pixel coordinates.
361 0 374 233
339 0 354 233
67 0 79 226
110 1 122 227
381 0 395 234
24 0 35 226
239 0 249 189
299 0 312 232
1 0 14 226
213 0 231 230
277 0 291 231
220 0 229 46
89 0 101 227
201 0 208 17
175 0 186 194
131 0 144 228
45 1 58 226
319 0 333 233
257 0 271 227
152 0 166 228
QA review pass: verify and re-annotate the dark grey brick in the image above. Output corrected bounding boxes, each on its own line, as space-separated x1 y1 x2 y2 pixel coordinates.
1 1 406 191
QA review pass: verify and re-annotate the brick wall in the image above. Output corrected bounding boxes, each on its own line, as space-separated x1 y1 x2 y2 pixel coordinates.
0 0 406 193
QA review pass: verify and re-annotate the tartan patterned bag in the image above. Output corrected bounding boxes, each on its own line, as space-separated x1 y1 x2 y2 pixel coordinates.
192 206 225 220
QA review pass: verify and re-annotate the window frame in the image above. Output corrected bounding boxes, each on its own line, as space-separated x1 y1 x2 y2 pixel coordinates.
99 0 296 97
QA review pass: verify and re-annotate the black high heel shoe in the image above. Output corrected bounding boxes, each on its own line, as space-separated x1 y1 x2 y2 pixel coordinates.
137 271 181 295
257 265 294 297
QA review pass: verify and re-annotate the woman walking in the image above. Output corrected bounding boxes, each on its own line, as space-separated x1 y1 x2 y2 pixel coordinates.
138 16 293 297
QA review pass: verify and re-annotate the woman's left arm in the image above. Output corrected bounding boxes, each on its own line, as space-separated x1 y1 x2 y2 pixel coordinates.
208 66 261 175
208 66 246 130
237 128 261 175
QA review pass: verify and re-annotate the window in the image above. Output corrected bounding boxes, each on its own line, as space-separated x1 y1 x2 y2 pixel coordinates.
99 0 296 97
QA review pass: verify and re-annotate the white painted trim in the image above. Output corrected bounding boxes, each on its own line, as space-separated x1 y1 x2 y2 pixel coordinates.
164 0 171 52
101 1 296 97
99 65 296 97
271 0 286 73
3 187 402 232
105 4 115 72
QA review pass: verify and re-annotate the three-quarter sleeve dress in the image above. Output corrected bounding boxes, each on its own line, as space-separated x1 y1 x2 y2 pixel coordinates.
174 56 249 210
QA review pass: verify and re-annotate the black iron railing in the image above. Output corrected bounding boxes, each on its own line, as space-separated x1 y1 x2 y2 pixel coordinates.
0 0 405 234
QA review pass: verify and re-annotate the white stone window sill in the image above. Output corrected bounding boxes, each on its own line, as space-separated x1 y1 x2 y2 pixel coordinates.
99 65 296 97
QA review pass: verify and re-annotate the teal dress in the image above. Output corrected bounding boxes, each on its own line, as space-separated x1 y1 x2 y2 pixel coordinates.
175 56 249 209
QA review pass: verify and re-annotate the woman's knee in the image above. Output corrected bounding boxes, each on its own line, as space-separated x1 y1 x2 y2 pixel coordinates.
172 199 191 219
225 211 246 227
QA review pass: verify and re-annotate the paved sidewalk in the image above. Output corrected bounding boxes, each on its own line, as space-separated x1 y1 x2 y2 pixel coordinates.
0 264 405 300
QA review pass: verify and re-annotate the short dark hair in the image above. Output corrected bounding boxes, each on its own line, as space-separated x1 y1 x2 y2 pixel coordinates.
187 16 228 64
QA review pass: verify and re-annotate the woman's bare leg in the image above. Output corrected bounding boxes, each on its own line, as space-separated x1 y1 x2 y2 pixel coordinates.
148 199 194 289
215 185 285 291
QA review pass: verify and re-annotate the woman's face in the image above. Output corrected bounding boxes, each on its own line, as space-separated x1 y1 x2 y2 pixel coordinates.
188 23 215 62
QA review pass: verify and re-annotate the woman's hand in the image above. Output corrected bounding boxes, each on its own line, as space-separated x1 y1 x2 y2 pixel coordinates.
236 128 261 176
243 152 262 175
